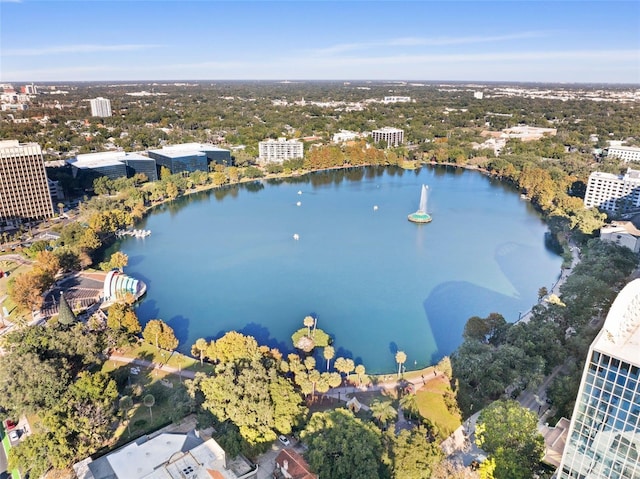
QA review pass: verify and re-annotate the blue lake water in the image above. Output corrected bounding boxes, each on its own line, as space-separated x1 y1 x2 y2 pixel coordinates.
117 166 562 373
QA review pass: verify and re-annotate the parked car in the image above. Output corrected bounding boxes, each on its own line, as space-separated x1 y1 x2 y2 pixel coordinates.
278 435 290 446
9 430 19 441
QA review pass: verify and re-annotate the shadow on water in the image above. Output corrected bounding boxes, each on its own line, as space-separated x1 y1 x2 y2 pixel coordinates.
136 298 160 326
125 254 145 268
388 341 399 356
167 314 190 348
495 240 559 296
423 280 522 364
238 322 290 354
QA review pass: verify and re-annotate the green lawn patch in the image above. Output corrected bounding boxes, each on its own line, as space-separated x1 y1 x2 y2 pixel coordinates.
415 377 462 438
116 343 214 375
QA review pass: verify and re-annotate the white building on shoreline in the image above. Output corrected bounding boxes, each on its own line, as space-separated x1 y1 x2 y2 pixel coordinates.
584 169 640 213
258 138 303 163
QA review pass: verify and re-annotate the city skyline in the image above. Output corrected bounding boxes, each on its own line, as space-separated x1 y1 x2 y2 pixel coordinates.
0 1 639 83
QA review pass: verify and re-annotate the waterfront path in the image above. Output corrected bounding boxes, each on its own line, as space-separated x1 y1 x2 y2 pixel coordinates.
518 239 581 323
108 353 196 380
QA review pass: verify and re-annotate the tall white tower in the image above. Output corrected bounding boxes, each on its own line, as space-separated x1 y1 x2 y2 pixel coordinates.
90 97 112 117
557 279 640 478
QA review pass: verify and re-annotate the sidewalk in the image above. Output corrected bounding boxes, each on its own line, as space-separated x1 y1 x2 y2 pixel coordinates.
519 239 580 324
108 353 196 379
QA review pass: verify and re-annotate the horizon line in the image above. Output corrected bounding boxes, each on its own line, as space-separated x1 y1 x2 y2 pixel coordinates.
2 78 640 86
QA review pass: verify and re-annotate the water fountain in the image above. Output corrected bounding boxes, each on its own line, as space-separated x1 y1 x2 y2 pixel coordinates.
407 184 432 223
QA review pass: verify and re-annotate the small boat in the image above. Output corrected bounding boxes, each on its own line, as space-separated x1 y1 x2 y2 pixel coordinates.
293 234 300 240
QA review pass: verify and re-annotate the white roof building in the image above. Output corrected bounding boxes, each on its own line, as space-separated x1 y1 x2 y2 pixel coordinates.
607 146 640 163
600 221 640 253
331 130 361 143
74 430 257 479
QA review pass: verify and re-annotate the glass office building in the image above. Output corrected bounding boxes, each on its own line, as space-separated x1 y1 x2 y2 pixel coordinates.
148 143 231 174
68 152 158 181
558 279 640 479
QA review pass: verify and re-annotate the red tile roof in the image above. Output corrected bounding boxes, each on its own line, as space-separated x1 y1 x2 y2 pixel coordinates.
275 448 317 479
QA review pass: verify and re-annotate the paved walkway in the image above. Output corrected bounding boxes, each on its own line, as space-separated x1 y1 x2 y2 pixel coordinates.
108 353 197 379
519 239 580 323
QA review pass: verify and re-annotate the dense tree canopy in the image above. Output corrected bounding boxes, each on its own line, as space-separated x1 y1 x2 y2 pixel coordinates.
302 408 385 479
475 400 544 479
197 354 306 445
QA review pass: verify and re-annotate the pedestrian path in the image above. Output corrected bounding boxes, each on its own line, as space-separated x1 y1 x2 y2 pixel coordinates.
108 353 196 379
519 239 580 323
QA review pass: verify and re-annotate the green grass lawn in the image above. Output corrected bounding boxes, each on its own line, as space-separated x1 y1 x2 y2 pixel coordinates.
414 377 462 438
101 359 193 449
101 342 215 450
0 259 31 327
114 342 214 375
0 421 22 479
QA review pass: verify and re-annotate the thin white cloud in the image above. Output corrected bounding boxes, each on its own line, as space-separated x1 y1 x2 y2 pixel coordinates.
2 44 162 57
313 32 551 55
306 49 640 66
2 49 637 83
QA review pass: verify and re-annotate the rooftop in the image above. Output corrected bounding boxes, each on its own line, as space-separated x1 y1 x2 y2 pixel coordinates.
77 430 252 479
601 221 640 238
70 151 151 168
594 278 640 364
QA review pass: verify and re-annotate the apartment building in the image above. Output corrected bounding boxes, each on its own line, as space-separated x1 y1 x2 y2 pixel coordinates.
371 127 404 148
557 279 640 478
89 97 112 117
584 169 640 213
258 138 303 163
607 146 640 163
0 140 54 227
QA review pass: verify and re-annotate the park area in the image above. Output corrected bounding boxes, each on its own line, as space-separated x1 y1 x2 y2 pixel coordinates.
101 343 213 448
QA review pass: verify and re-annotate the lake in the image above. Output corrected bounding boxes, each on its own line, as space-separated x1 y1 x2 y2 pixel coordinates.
117 166 562 373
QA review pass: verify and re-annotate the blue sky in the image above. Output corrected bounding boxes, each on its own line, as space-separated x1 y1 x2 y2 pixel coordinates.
1 1 638 83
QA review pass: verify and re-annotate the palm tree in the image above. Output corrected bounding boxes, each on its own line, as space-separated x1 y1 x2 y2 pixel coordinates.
370 399 397 426
304 356 316 372
303 315 315 337
395 350 407 378
191 338 208 366
399 393 419 421
355 364 366 386
323 345 335 371
119 395 134 436
143 394 155 420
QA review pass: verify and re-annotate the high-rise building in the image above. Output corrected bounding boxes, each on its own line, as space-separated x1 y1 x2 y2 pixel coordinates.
557 279 640 478
584 169 640 213
0 140 54 227
258 138 304 163
89 97 112 117
371 127 404 148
